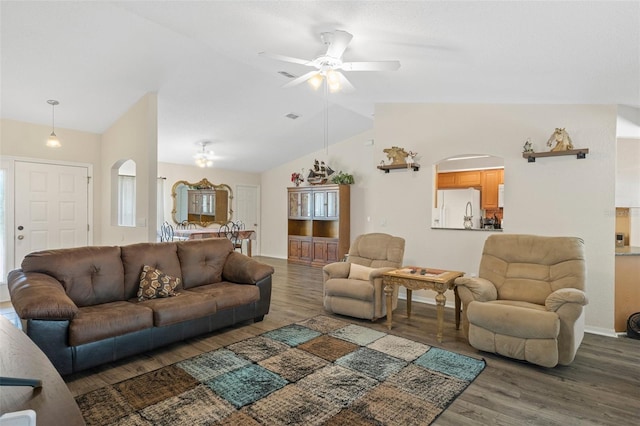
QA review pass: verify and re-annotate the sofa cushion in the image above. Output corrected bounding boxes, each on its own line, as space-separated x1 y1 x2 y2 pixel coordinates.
69 301 153 346
177 239 233 289
131 292 217 326
467 300 559 339
122 242 183 300
187 282 260 310
137 265 181 301
324 278 373 302
21 246 124 307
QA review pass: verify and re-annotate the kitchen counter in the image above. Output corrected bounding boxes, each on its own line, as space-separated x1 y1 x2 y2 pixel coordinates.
615 246 640 256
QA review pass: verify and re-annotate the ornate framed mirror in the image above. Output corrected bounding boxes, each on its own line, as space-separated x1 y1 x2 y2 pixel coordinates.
171 178 233 227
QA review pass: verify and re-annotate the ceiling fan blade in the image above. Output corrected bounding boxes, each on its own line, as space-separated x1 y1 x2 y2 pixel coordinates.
340 61 401 71
259 51 312 66
325 30 353 58
282 70 321 88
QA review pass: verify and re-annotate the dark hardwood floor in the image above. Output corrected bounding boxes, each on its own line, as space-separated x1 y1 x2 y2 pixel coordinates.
63 257 640 425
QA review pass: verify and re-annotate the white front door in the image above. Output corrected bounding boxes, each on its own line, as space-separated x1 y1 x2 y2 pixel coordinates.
235 185 259 255
14 161 89 268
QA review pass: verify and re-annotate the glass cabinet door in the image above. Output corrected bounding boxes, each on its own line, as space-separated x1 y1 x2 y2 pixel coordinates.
313 190 339 219
289 190 312 218
326 190 338 218
313 191 326 217
300 192 312 217
288 192 299 217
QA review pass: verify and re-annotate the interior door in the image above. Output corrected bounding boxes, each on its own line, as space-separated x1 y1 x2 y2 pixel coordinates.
14 161 89 267
235 185 259 255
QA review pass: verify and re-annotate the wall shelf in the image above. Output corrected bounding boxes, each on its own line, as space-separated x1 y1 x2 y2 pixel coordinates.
523 148 589 163
377 163 420 173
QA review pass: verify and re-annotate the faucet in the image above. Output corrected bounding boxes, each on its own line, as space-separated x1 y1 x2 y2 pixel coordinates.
464 202 473 229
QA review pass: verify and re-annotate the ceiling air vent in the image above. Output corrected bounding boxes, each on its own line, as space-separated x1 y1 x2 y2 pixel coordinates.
285 113 300 120
278 71 296 79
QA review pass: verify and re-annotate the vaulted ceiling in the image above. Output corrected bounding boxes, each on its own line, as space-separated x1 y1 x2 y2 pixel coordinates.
1 1 638 172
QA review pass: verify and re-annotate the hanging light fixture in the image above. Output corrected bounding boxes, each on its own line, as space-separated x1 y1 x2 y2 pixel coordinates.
194 141 215 167
46 99 61 148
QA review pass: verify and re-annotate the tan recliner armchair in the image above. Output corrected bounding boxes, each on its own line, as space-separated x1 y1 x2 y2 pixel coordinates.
455 234 588 367
323 233 405 320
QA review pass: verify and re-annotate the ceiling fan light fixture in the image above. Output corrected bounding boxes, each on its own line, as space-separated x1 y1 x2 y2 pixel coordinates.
308 74 323 90
194 141 215 168
46 99 61 148
326 70 341 93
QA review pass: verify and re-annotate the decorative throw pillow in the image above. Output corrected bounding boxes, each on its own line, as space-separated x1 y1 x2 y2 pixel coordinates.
137 265 181 301
348 263 375 280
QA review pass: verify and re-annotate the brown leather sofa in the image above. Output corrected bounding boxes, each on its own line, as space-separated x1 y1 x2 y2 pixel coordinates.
7 238 274 375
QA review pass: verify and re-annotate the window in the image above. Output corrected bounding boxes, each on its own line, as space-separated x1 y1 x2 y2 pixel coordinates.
115 159 136 227
118 175 136 226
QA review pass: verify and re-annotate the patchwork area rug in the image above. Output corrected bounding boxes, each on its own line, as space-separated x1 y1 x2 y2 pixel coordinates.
76 315 485 425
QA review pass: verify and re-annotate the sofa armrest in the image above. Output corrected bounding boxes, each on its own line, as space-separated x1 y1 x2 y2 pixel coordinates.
222 252 275 284
369 267 397 280
545 288 589 312
323 262 350 282
454 276 498 304
7 270 78 320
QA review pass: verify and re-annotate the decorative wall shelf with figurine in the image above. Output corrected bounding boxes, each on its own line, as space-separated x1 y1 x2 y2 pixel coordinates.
522 148 589 163
377 163 420 173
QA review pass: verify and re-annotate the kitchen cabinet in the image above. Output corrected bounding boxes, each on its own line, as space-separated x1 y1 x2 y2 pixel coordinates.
481 169 502 209
287 185 350 266
437 170 482 189
615 249 640 332
438 169 504 211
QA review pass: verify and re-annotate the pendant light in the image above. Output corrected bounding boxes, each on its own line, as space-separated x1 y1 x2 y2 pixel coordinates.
46 99 61 148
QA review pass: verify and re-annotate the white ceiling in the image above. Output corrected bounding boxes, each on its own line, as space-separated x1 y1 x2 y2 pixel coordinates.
2 1 638 173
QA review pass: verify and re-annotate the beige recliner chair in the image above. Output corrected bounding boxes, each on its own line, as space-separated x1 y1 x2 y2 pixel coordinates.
456 234 588 367
323 233 405 320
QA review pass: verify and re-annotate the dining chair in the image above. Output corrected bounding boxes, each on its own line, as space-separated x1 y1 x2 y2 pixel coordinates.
160 221 174 242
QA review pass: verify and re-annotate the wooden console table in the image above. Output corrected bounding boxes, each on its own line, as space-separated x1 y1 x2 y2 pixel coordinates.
383 267 464 343
0 316 84 426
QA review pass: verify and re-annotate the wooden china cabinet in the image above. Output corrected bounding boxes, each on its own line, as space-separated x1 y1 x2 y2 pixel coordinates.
287 184 350 266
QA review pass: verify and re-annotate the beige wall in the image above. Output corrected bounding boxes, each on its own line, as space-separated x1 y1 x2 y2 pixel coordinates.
616 138 640 207
260 104 618 335
0 118 103 243
101 93 158 245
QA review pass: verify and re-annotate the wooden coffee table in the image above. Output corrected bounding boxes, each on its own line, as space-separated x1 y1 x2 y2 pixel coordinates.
383 267 464 343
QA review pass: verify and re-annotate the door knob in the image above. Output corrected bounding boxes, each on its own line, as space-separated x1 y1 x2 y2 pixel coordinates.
17 235 24 240
17 225 24 231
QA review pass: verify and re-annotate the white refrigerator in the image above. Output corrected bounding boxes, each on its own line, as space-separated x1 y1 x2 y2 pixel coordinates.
433 188 481 229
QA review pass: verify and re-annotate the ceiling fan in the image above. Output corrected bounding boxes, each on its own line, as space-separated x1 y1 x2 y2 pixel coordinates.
260 30 401 92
